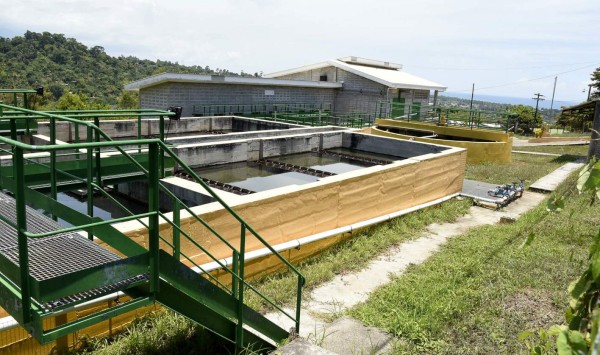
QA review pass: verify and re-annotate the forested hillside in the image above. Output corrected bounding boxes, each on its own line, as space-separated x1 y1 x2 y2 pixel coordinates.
0 31 245 107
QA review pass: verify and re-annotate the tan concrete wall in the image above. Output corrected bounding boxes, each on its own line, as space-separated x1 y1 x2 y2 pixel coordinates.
122 147 466 266
372 119 512 163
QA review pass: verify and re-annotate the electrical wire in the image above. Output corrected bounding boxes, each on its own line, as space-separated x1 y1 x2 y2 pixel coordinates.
451 62 600 93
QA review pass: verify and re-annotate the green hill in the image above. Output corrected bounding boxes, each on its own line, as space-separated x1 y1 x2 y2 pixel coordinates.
0 31 246 107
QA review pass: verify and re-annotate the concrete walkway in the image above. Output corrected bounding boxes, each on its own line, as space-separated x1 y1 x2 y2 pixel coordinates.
512 150 562 157
512 138 589 147
530 160 586 192
269 192 546 354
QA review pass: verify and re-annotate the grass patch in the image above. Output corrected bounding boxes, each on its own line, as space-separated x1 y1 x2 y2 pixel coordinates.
349 174 597 354
72 310 233 354
512 145 589 156
465 153 578 186
79 198 472 354
244 198 472 312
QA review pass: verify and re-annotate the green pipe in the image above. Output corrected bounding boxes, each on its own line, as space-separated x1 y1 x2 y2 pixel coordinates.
24 212 155 239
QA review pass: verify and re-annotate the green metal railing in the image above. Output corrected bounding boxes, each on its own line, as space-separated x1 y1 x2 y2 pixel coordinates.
192 102 370 128
376 100 518 132
192 102 333 117
0 103 305 349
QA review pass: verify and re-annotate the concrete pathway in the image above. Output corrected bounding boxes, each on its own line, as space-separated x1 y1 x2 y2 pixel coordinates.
268 192 546 354
512 138 589 147
530 160 586 192
512 150 562 157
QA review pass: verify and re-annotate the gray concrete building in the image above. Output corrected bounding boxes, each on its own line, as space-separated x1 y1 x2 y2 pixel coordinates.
125 56 446 121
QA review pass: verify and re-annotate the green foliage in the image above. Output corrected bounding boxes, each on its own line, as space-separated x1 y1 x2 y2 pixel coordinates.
524 159 600 354
56 92 109 110
0 31 247 107
57 92 87 110
117 90 139 109
590 67 600 100
511 104 543 133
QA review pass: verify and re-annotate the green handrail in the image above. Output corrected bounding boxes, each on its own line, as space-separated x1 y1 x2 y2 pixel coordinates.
0 103 305 343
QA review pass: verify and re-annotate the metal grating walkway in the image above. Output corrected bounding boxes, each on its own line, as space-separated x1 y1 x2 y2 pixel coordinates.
0 192 120 281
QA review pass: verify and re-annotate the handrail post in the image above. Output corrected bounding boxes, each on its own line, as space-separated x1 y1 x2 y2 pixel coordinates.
10 117 17 179
235 224 246 352
159 115 165 179
173 199 180 259
137 115 142 153
148 142 160 295
50 116 57 221
23 94 30 135
15 147 32 324
295 276 303 334
94 117 102 188
86 126 94 240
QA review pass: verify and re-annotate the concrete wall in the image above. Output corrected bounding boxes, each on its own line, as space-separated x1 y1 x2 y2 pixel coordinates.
37 116 303 142
140 82 336 117
372 119 513 163
172 130 345 167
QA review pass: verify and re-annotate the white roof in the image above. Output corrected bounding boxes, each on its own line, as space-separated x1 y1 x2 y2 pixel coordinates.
125 72 343 90
265 58 447 91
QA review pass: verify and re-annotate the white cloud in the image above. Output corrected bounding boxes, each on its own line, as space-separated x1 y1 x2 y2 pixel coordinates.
1 0 599 101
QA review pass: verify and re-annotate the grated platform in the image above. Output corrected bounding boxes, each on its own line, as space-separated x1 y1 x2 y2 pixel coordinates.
0 191 121 281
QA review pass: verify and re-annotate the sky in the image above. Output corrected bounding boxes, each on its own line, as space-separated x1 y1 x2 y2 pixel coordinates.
1 0 599 105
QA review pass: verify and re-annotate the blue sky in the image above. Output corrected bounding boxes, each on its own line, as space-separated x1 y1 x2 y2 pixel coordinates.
1 0 599 103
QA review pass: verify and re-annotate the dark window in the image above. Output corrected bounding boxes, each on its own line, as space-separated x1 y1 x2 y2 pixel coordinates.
319 75 328 82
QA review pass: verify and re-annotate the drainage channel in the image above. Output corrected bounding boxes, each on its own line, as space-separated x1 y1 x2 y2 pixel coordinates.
321 149 395 165
257 159 335 178
174 171 256 195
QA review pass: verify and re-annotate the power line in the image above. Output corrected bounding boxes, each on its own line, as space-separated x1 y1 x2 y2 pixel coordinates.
452 62 600 93
406 60 599 71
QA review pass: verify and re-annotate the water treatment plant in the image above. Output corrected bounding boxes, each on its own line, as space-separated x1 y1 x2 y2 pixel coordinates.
0 58 517 354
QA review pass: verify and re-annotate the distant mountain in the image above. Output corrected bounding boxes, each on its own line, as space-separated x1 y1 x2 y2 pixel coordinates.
0 31 248 105
441 91 579 110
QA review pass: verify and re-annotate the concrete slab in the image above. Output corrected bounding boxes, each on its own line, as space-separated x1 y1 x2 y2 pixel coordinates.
320 317 397 355
530 161 585 192
512 150 561 157
461 179 505 203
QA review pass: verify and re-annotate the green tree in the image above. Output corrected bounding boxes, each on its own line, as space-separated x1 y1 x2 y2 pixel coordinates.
510 104 542 134
590 67 600 100
56 92 87 110
117 90 139 109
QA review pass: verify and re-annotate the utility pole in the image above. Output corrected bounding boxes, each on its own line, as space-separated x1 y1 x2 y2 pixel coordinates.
469 83 475 127
549 77 557 121
532 93 545 126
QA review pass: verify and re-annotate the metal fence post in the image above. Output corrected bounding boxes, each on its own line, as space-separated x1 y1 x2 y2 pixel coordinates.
15 147 31 324
148 142 160 295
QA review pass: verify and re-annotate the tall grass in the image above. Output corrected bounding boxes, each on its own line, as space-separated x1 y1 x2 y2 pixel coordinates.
350 174 596 353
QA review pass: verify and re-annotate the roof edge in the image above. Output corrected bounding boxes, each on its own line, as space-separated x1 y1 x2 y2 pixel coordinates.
124 72 343 90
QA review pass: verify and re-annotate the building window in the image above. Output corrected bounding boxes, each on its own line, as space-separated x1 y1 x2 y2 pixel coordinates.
319 75 328 82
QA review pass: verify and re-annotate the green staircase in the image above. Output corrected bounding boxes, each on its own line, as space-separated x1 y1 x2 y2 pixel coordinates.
0 103 304 352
